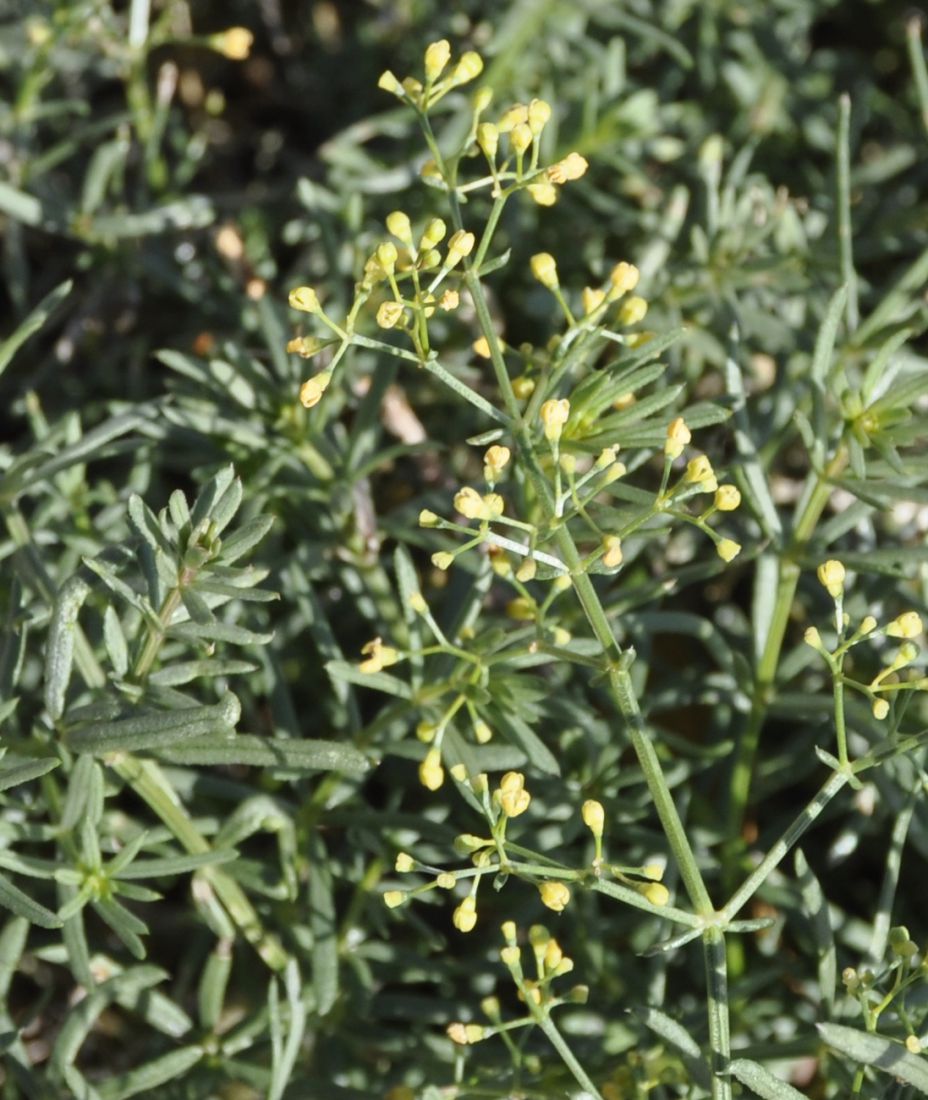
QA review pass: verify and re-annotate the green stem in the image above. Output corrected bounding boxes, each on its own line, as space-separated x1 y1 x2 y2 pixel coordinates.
836 94 859 330
536 1014 604 1099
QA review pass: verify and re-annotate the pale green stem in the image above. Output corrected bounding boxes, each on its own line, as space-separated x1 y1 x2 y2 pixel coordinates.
536 1014 605 1100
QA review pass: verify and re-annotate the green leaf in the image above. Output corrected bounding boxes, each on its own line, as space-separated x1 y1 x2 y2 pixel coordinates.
0 871 61 928
44 575 91 721
309 833 338 1017
103 606 129 679
491 709 560 776
811 285 849 387
116 849 239 880
633 1005 711 1088
0 756 59 793
169 621 274 646
817 1023 928 1093
729 1058 809 1099
148 659 258 687
158 734 370 774
96 1045 203 1100
326 659 412 699
0 279 72 381
67 694 241 755
794 848 836 1012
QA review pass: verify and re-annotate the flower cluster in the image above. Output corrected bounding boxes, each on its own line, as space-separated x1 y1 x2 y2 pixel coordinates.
805 560 925 723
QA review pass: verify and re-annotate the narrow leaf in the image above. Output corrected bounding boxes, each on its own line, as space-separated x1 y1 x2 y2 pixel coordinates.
44 576 91 720
817 1023 928 1093
729 1058 809 1099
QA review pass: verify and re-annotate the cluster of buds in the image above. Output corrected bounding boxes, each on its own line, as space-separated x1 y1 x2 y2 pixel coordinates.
806 562 925 721
531 253 647 333
493 771 531 818
662 418 742 564
378 40 484 111
842 927 926 1052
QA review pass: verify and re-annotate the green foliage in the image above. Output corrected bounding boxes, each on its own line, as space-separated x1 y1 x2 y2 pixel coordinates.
1 2 928 1098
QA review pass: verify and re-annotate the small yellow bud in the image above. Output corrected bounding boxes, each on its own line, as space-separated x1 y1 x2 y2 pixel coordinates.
685 455 717 491
447 1021 484 1044
717 539 742 564
498 104 528 132
501 920 518 943
608 261 640 299
582 286 606 314
452 896 477 932
581 799 605 838
431 551 454 571
498 780 531 817
446 230 476 265
383 890 406 908
540 397 570 442
376 300 405 329
543 938 564 971
546 152 589 183
527 98 552 135
424 39 451 81
601 461 627 484
473 720 492 744
642 882 670 907
619 295 648 325
298 371 332 409
420 218 447 249
887 611 923 639
715 485 741 511
378 70 403 96
439 289 459 311
215 27 253 60
395 852 415 873
596 445 620 469
287 336 325 358
516 557 537 583
500 945 522 968
481 995 501 1020
552 574 572 593
484 444 511 480
472 336 491 359
513 375 535 399
385 210 413 245
552 626 572 646
526 182 559 206
665 417 691 459
804 626 823 650
451 51 483 85
601 536 623 569
408 592 428 615
860 615 878 634
906 1036 922 1054
449 763 468 783
477 122 499 159
473 87 494 112
419 747 444 791
530 251 559 289
642 862 665 881
539 881 571 912
509 122 533 156
289 286 321 313
419 248 442 270
375 241 398 275
560 453 577 476
419 509 440 527
817 560 846 599
436 872 456 889
402 77 423 98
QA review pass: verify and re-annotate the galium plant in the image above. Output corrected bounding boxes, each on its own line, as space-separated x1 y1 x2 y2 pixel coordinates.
286 38 928 1099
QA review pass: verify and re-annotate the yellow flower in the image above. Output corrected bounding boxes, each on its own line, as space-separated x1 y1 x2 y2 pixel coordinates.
717 539 742 563
452 896 477 932
424 39 451 81
289 286 321 313
715 485 741 512
358 637 399 674
446 230 476 266
886 611 923 639
581 799 605 838
484 445 511 481
215 27 253 60
377 70 403 95
540 398 570 442
419 747 444 790
608 261 640 297
376 301 405 329
450 51 483 85
618 295 648 325
498 104 528 132
420 218 447 249
685 455 718 492
527 98 552 135
601 536 623 569
299 371 332 409
664 417 691 459
447 1022 484 1044
454 486 485 519
527 182 558 206
395 852 415 873
582 286 606 314
383 890 406 908
539 881 571 912
440 289 460 311
509 122 533 156
546 152 588 183
530 252 558 289
816 559 846 599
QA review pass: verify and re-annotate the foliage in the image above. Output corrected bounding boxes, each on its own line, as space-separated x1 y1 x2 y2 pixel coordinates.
1 1 928 1098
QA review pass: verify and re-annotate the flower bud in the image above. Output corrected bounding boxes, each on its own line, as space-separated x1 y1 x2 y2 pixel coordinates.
546 152 588 183
383 890 406 908
581 799 605 838
424 39 451 81
419 747 444 791
431 551 454 571
887 611 923 639
472 336 491 358
473 87 494 112
516 557 536 583
717 539 742 563
452 896 478 932
642 881 670 906
376 301 405 329
527 98 552 135
477 122 499 159
685 455 717 491
539 881 571 912
817 560 846 599
715 485 741 511
451 51 483 85
498 104 528 132
473 720 492 744
446 230 476 266
377 70 403 96
420 218 447 249
530 252 558 289
608 261 640 296
618 296 648 325
582 286 606 314
509 122 533 156
289 286 321 313
601 537 623 569
419 509 439 527
454 486 484 519
665 417 691 459
376 241 398 275
386 210 413 245
484 444 511 481
298 372 332 409
527 182 558 206
540 398 570 442
501 920 517 943
395 852 415 873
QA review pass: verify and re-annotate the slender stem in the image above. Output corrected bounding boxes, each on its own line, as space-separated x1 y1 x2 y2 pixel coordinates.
536 1014 604 1099
836 95 859 330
